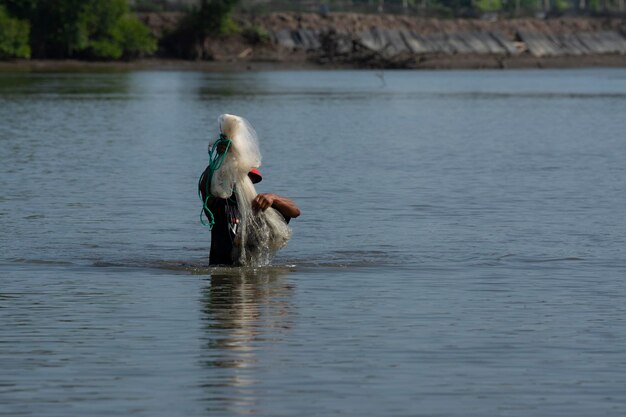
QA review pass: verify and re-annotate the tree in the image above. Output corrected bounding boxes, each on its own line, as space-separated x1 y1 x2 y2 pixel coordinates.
0 0 156 59
161 0 241 59
84 0 156 59
0 5 30 58
193 0 240 37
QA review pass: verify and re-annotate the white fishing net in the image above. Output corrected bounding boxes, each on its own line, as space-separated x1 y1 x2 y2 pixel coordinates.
210 114 292 266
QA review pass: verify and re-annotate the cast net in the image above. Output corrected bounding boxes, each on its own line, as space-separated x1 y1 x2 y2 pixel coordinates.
209 114 292 266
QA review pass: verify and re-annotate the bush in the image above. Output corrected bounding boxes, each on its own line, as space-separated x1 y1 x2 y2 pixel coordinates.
189 0 241 37
0 0 156 60
87 14 157 59
117 15 157 58
0 6 30 58
242 26 270 45
161 0 241 59
83 0 156 59
475 0 502 12
218 15 240 36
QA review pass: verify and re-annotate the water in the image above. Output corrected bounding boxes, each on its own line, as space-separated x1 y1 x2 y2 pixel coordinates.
1 69 625 416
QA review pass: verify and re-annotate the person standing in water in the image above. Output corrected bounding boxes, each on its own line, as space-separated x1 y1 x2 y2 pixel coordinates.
199 115 300 266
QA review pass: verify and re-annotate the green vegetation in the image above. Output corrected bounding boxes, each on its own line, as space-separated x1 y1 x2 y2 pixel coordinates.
0 0 156 60
1 0 622 62
474 0 503 13
84 1 157 59
131 0 192 12
161 0 241 59
193 0 241 36
0 5 30 58
241 26 271 45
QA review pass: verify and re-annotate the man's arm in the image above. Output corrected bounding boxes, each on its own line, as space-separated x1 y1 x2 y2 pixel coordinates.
252 193 301 219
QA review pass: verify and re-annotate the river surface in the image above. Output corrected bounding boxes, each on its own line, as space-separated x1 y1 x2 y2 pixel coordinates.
1 68 625 416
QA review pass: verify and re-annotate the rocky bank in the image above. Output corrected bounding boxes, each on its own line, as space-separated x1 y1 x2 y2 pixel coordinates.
138 12 626 69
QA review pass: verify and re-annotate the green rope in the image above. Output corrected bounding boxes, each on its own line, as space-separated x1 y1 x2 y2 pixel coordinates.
199 134 232 230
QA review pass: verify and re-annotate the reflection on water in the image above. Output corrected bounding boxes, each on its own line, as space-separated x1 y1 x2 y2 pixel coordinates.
199 267 294 415
0 72 132 98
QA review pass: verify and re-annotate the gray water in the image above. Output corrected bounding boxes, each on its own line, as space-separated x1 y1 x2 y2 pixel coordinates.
1 69 625 416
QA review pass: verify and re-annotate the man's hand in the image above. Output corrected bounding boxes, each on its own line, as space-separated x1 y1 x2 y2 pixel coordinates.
252 193 301 218
252 193 276 212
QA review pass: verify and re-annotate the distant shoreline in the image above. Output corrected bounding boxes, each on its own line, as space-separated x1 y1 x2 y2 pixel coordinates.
1 55 625 72
1 13 625 71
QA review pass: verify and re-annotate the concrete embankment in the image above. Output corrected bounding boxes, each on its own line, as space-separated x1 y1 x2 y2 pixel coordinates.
241 13 626 68
137 12 626 68
2 13 624 70
106 13 626 69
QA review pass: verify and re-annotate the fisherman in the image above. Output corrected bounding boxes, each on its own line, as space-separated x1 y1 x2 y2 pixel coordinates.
199 115 300 266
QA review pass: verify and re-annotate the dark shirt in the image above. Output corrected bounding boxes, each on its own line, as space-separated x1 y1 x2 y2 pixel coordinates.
209 197 240 265
199 166 238 265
